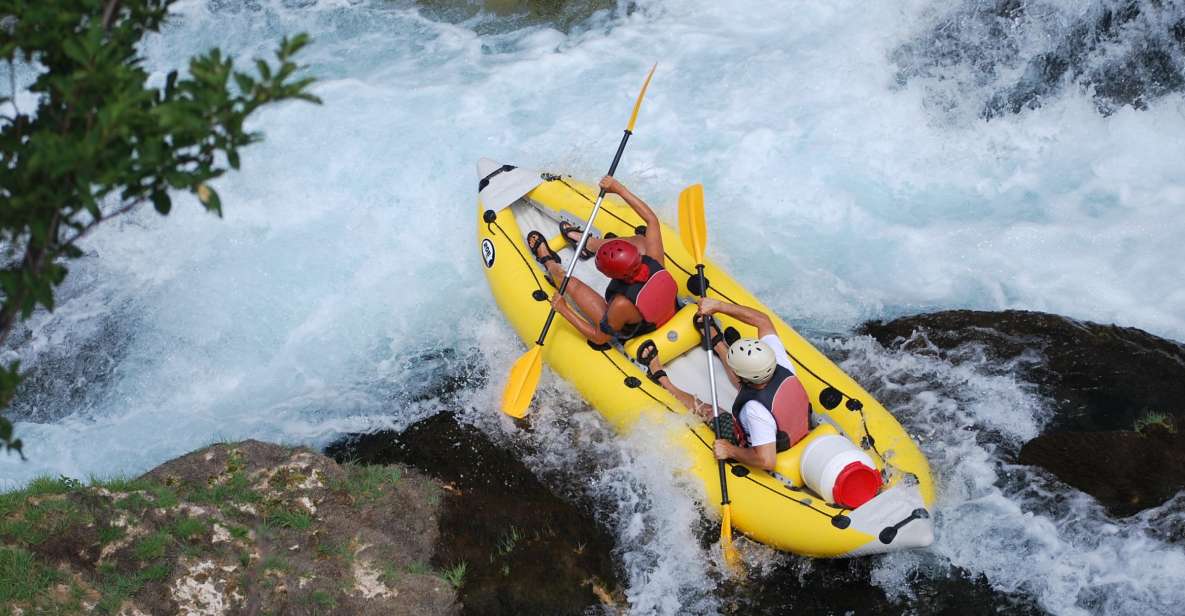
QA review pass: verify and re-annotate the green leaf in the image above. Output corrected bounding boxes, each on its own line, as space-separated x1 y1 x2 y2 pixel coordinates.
197 184 221 216
255 59 272 82
227 149 239 170
233 72 255 95
152 190 172 215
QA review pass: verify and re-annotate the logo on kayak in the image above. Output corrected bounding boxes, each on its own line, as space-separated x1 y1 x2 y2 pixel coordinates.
481 239 495 268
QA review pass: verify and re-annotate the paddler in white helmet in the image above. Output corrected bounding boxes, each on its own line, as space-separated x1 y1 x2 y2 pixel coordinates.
640 297 811 472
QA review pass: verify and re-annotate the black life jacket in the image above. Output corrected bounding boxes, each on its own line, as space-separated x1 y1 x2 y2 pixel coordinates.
729 364 811 452
600 255 678 340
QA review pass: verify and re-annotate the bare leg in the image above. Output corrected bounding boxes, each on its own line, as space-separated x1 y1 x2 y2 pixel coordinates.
646 351 712 419
562 227 648 258
536 244 609 323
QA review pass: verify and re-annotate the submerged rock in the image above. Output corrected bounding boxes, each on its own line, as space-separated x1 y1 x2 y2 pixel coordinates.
326 412 621 616
891 0 1185 118
860 309 1185 434
860 309 1185 515
1018 424 1185 517
0 441 458 614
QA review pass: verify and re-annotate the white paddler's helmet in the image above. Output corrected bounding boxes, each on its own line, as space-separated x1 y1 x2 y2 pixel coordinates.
727 338 777 385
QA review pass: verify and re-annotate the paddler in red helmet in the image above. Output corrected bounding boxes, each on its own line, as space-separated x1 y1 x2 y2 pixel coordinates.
527 176 680 346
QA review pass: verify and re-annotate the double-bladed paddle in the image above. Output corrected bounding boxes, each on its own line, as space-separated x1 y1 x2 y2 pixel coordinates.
500 65 657 418
679 183 743 570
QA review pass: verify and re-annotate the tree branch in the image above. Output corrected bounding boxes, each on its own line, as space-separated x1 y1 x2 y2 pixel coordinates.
101 0 122 32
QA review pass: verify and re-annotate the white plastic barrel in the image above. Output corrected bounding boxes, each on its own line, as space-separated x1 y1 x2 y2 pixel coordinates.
800 434 881 508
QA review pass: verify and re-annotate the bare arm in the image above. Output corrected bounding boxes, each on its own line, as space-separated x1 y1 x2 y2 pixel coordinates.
600 176 663 261
715 440 777 472
698 298 776 339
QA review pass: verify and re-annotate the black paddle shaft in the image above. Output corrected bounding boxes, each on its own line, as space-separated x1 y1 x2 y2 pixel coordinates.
696 263 732 506
534 129 633 346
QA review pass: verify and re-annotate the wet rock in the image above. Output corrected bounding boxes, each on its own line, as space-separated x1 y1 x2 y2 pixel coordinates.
1018 424 1185 517
415 0 626 34
326 412 621 616
739 557 1042 615
892 0 1185 118
860 310 1185 434
0 441 458 614
860 309 1185 515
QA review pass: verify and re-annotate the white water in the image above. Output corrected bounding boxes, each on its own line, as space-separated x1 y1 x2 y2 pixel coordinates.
3 0 1184 613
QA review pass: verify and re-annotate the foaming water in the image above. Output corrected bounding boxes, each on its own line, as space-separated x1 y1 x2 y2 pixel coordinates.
3 0 1184 613
462 392 725 614
828 334 1185 615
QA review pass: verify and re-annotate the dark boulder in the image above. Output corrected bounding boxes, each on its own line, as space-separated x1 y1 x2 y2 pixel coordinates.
860 309 1185 515
1017 424 1185 517
860 309 1185 433
326 412 621 615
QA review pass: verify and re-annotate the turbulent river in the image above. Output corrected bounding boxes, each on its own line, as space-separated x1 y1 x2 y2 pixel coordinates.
4 1 1185 614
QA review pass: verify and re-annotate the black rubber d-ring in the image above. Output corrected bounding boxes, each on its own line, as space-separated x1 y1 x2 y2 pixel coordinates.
819 387 843 410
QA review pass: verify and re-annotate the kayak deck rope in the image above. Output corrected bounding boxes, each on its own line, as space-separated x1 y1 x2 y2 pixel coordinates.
595 322 841 521
488 216 548 296
545 175 890 468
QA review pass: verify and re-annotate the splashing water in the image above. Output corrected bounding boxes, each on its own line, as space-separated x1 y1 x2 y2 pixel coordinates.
3 0 1184 613
830 333 1185 615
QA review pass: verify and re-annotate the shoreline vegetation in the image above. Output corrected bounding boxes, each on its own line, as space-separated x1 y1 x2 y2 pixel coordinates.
1 441 459 615
1 421 622 615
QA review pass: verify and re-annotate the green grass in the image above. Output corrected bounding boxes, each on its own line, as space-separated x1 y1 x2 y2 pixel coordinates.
98 524 126 545
310 589 336 609
441 561 467 588
114 493 152 512
406 561 431 575
0 546 60 604
0 497 89 546
0 475 82 518
315 540 352 562
91 475 154 493
339 464 402 502
1134 411 1177 434
262 555 290 572
96 562 170 615
133 531 172 561
380 562 401 585
189 471 260 506
496 525 523 557
148 485 179 509
268 510 312 530
25 475 82 496
172 517 206 541
228 525 250 540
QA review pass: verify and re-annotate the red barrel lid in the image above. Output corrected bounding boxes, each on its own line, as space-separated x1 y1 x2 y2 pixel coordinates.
833 461 881 508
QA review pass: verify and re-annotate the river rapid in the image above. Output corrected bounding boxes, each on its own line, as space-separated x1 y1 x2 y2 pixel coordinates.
3 1 1185 614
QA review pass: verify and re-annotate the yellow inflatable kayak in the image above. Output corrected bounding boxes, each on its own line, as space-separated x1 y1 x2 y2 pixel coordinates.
476 158 935 557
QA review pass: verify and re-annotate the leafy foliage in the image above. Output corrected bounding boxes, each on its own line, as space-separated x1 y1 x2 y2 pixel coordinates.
0 0 321 457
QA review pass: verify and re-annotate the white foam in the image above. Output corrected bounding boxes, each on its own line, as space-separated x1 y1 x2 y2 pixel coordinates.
830 334 1185 615
3 1 1184 613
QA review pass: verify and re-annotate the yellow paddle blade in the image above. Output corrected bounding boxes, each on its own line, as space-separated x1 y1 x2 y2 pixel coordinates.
678 183 706 263
626 63 658 133
501 346 543 418
720 504 743 571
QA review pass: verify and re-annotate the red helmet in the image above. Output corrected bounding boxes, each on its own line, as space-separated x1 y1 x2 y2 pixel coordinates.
595 239 642 280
